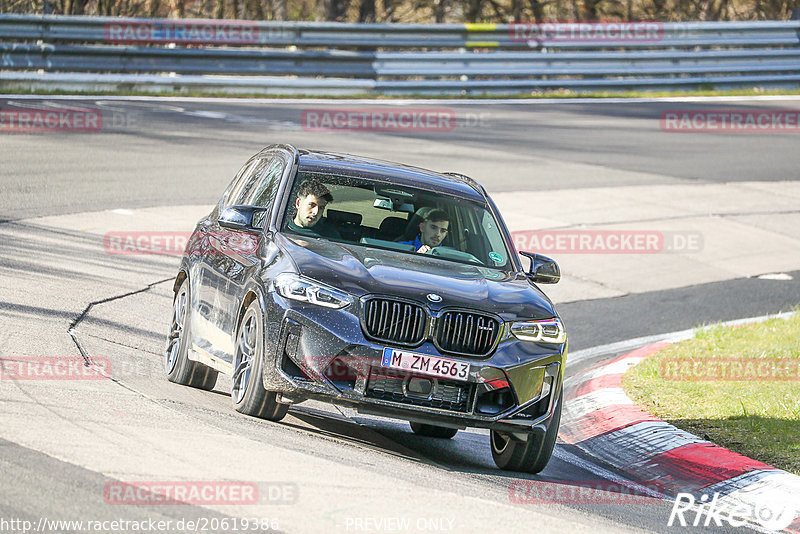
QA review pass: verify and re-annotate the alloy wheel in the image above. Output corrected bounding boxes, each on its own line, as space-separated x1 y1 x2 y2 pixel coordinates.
231 310 257 404
165 285 187 374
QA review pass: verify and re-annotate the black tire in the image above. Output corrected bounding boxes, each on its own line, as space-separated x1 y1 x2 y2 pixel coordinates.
409 422 458 439
164 278 218 391
490 391 562 474
231 299 289 422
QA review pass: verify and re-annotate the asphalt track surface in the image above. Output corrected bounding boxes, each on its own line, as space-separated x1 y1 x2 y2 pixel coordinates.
2 96 800 534
4 96 800 220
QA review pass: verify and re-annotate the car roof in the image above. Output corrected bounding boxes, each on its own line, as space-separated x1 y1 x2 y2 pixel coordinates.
296 149 487 202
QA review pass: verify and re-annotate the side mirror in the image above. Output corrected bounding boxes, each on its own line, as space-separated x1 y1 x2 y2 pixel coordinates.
519 251 560 284
219 205 268 232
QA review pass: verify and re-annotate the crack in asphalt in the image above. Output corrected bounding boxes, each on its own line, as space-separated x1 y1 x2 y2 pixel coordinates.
81 331 162 356
62 277 439 468
67 278 172 366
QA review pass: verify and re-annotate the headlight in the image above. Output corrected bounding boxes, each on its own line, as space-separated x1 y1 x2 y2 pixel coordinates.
273 273 353 309
511 318 566 344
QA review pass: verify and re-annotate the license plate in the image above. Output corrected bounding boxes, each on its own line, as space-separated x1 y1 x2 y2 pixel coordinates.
380 348 470 382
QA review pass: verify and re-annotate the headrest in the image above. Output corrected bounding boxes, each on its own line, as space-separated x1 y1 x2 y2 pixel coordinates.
326 209 362 226
379 216 408 239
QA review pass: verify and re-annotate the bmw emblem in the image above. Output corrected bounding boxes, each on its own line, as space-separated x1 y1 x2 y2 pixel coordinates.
426 293 442 303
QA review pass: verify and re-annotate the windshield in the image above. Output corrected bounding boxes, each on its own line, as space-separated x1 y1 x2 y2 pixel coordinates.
280 172 513 270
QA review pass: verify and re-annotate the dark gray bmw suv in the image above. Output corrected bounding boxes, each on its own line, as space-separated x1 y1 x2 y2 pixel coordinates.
165 144 567 473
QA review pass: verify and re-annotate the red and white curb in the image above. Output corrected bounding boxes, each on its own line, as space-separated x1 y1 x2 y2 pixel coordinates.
561 312 800 533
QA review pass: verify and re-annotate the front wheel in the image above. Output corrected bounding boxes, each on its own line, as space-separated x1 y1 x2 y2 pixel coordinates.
231 299 288 422
409 422 458 439
490 391 562 474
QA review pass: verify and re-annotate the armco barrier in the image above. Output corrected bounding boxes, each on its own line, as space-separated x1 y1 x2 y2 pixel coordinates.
0 71 377 95
1 15 799 49
1 15 799 95
0 42 376 77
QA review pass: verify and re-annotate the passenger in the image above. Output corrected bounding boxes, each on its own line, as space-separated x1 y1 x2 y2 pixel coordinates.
399 209 449 254
286 179 341 239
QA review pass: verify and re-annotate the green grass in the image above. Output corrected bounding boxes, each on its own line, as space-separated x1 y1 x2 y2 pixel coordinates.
2 87 800 99
622 311 800 475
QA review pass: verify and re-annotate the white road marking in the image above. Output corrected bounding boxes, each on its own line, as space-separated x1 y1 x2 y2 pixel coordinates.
565 388 634 420
564 357 645 387
184 110 228 119
701 470 800 531
589 421 711 463
551 446 667 500
757 272 793 280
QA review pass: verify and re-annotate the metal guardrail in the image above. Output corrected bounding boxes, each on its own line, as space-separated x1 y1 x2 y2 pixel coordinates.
5 70 800 95
1 14 800 49
0 71 375 95
0 43 375 77
1 14 799 94
4 43 800 78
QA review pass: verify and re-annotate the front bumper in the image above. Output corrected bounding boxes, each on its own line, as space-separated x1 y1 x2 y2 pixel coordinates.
261 294 566 433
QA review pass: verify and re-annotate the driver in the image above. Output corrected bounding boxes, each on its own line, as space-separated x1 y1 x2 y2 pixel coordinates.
400 209 449 253
287 179 341 239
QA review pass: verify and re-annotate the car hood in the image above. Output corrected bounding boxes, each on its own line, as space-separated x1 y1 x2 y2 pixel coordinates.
277 234 556 321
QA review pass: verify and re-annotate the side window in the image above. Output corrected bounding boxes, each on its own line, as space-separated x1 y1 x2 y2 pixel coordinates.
243 158 284 211
224 158 261 209
480 210 508 267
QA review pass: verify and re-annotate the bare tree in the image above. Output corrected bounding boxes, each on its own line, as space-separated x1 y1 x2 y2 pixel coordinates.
274 0 287 19
528 0 545 19
464 0 483 20
582 0 603 18
56 0 90 14
379 0 398 20
323 0 348 19
432 0 447 21
358 0 375 19
1 0 792 23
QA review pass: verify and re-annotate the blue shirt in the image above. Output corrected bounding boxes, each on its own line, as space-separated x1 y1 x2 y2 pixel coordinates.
399 235 424 250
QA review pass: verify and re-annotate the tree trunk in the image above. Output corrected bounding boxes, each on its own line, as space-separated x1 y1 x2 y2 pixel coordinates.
274 0 287 19
583 0 602 19
248 0 265 19
358 0 375 21
432 0 447 22
528 0 544 20
466 0 483 21
510 0 523 21
324 0 348 20
380 0 397 21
